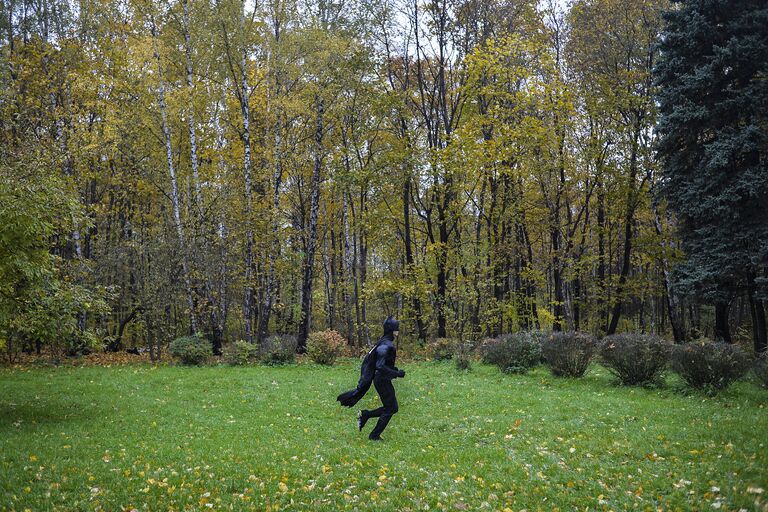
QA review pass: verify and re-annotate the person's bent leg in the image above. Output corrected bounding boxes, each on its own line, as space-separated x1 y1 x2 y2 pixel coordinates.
369 379 398 440
366 406 386 418
368 412 392 440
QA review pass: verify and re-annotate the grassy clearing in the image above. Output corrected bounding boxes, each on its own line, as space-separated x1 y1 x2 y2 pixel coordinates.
1 361 766 511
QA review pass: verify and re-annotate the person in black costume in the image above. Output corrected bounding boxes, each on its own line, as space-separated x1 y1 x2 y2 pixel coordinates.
357 316 406 441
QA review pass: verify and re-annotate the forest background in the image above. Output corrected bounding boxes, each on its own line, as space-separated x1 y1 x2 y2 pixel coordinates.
1 0 766 359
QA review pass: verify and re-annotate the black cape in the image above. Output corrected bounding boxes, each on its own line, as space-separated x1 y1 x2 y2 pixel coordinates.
336 338 383 407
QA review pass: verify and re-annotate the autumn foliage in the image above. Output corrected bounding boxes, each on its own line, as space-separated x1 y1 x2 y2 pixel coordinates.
306 330 347 366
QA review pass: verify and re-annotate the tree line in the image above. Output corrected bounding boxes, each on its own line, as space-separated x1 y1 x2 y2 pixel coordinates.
1 0 766 358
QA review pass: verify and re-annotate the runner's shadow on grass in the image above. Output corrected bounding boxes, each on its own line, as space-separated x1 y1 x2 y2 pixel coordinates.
0 401 98 430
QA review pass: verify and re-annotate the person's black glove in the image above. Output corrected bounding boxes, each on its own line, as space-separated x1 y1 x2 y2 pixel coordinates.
397 369 406 378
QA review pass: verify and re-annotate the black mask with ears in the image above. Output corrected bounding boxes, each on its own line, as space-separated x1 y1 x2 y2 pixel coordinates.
383 316 400 337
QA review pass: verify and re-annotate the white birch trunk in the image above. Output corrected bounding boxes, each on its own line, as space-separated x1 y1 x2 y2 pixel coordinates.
297 97 324 351
152 17 197 333
182 0 203 211
240 42 255 343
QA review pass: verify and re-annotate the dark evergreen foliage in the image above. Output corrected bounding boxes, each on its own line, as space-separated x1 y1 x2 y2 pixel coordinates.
655 0 768 349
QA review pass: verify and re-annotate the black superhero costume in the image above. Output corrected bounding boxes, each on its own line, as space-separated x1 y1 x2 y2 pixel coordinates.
337 316 405 440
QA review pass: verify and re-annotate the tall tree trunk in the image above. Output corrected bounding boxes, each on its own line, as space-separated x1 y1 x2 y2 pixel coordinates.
258 14 285 343
297 98 324 352
515 176 539 331
182 0 202 210
436 219 449 338
470 176 486 337
573 278 581 331
326 218 337 330
45 11 87 335
358 187 370 346
756 301 767 354
597 180 607 333
240 44 255 343
653 207 685 342
152 18 197 333
213 99 230 345
403 175 427 343
551 223 563 331
182 0 222 353
522 222 539 330
748 280 767 353
551 106 568 332
342 190 356 344
258 114 283 342
606 205 633 336
607 124 641 336
714 302 732 343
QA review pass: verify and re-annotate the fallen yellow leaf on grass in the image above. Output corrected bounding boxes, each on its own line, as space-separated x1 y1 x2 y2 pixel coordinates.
278 482 288 492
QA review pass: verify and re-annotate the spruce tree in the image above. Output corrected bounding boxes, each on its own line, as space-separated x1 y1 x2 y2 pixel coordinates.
655 0 768 351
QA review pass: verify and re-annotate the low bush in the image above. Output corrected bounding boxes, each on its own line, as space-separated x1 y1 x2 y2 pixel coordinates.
455 356 471 371
261 334 297 365
480 331 542 374
755 352 768 388
169 335 212 365
426 338 457 361
542 331 597 377
600 334 669 386
454 340 474 371
671 341 750 391
307 330 347 365
223 340 258 366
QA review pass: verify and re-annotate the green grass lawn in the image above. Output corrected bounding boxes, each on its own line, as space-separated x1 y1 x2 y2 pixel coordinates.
1 361 766 511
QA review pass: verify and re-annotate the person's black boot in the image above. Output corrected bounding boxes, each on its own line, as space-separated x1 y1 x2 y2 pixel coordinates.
357 410 370 432
368 435 384 441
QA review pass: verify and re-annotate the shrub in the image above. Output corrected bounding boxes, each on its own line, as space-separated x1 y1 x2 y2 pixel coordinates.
307 330 347 365
454 340 474 371
223 340 258 366
600 334 669 386
480 331 542 374
478 337 498 363
755 352 768 388
169 335 212 365
542 331 597 377
261 334 298 365
426 338 457 361
455 356 471 371
671 341 750 391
